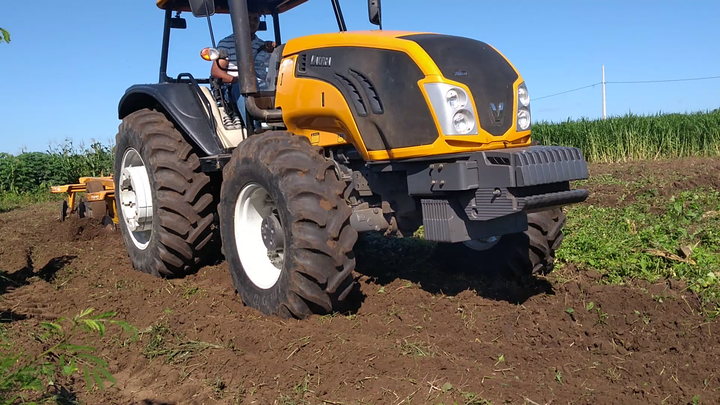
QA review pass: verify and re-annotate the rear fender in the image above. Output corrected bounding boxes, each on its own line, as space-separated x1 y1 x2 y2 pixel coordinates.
118 83 224 156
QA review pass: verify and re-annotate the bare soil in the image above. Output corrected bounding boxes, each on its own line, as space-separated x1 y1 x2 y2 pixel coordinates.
1 157 719 405
583 156 720 208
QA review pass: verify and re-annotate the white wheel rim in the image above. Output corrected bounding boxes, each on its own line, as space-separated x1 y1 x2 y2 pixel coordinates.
119 148 153 250
463 236 500 251
234 182 284 290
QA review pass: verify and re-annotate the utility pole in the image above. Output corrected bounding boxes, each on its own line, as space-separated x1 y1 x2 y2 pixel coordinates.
602 65 607 120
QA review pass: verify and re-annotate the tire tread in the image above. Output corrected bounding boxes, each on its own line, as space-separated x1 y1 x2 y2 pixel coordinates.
115 108 218 278
220 132 357 319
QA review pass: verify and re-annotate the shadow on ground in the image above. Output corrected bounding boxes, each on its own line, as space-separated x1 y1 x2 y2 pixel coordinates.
0 248 77 295
351 233 555 306
0 248 77 323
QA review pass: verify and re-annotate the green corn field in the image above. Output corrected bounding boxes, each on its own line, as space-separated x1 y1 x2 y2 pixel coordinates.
0 140 113 196
532 108 720 163
1 109 719 197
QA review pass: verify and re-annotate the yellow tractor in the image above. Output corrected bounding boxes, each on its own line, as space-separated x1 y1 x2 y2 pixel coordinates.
114 0 589 318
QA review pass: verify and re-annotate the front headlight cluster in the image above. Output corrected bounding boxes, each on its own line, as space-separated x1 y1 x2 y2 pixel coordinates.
517 82 531 131
424 83 478 136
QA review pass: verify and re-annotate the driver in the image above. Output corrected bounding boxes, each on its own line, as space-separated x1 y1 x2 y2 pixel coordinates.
211 11 276 91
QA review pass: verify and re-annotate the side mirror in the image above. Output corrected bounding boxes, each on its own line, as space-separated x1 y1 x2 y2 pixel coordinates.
368 0 382 28
170 17 187 29
258 20 268 31
189 0 216 17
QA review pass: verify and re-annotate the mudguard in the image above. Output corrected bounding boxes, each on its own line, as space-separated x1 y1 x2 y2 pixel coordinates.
118 83 225 156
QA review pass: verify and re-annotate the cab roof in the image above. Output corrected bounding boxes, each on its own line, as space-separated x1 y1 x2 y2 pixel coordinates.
156 0 309 14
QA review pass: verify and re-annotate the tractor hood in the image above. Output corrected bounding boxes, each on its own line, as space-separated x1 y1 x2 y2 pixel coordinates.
282 31 522 139
277 31 527 161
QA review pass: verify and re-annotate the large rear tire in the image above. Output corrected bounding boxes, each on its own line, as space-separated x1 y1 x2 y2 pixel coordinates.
114 109 218 278
218 132 357 319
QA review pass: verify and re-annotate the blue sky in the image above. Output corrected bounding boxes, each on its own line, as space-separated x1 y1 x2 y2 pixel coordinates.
1 0 719 154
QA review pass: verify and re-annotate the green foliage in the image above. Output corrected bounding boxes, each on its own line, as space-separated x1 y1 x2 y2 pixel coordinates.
532 109 720 163
0 139 113 195
0 189 61 213
0 308 137 403
558 189 720 309
0 28 9 44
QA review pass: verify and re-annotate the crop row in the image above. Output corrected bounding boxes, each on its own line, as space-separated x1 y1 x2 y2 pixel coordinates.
2 109 719 195
532 109 720 163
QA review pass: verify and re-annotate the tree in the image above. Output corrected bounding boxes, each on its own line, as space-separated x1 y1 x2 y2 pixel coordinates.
0 28 10 43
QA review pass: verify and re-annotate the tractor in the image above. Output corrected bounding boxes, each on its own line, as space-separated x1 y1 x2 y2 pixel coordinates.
114 0 590 319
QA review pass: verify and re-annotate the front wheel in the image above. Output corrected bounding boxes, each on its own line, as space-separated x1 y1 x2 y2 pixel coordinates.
433 208 567 277
218 132 358 319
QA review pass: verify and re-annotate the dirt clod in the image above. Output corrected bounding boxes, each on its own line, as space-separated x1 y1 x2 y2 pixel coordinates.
60 215 113 241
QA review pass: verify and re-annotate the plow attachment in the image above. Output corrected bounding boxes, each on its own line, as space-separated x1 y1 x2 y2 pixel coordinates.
51 176 118 230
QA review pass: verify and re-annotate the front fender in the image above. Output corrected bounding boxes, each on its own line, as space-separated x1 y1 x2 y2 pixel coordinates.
118 83 224 156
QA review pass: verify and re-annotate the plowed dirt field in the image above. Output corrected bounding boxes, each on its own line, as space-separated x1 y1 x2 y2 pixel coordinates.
1 157 719 405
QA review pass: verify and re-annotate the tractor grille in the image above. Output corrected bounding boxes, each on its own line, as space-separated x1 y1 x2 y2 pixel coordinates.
401 34 519 136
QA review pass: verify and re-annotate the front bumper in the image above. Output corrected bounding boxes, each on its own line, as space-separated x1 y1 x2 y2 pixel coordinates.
405 145 589 243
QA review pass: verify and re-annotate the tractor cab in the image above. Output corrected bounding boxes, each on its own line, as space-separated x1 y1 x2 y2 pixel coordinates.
152 0 359 138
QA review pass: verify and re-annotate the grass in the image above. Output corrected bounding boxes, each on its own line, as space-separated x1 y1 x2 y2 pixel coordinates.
141 323 222 365
532 109 720 163
355 181 720 314
558 188 720 308
0 309 137 404
0 189 62 213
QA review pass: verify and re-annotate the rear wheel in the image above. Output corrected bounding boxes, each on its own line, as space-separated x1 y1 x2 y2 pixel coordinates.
218 131 357 319
114 108 218 278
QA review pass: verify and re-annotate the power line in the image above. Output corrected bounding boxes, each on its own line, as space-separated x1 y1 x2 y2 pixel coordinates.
534 74 720 102
533 83 600 101
606 75 720 84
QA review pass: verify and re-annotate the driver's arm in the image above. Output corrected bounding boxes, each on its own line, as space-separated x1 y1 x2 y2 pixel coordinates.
211 59 237 84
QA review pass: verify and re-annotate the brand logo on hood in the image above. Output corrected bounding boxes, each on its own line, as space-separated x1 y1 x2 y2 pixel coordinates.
489 102 504 123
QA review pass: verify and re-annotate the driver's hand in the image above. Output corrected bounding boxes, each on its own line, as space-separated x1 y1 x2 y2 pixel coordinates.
264 41 277 52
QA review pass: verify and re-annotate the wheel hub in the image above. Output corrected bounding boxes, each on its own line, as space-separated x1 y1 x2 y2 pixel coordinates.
120 166 153 232
261 215 284 251
119 148 153 250
234 182 285 290
463 236 500 251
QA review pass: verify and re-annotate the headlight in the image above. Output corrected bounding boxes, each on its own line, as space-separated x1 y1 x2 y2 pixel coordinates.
446 89 466 109
518 85 529 107
453 110 475 134
424 83 478 135
517 108 531 131
516 82 531 131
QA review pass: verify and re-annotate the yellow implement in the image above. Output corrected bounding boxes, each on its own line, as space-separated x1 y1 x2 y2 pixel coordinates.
52 176 118 228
